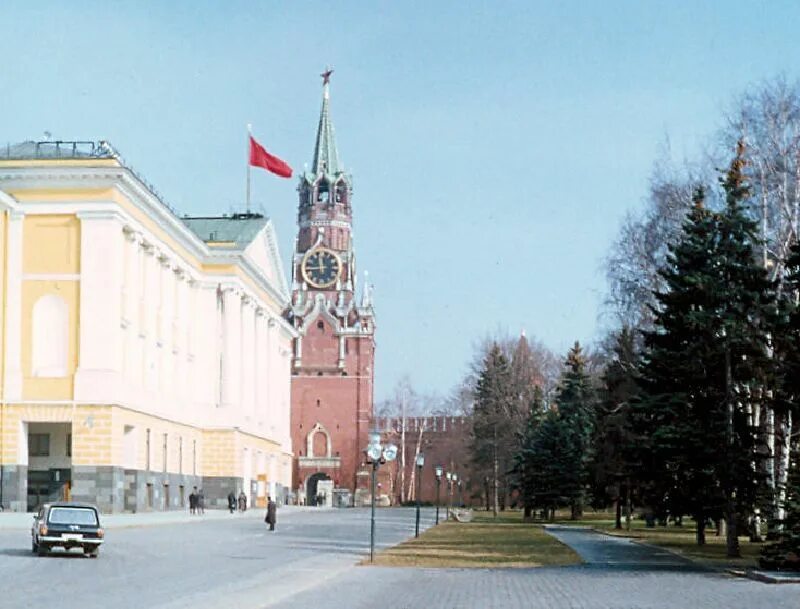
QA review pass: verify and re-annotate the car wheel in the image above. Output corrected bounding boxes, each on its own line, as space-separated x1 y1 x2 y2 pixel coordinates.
37 544 48 557
85 547 99 558
31 539 38 554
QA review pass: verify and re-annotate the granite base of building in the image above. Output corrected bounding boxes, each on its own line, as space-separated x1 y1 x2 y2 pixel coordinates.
199 476 243 509
0 464 28 512
0 466 291 512
121 469 204 513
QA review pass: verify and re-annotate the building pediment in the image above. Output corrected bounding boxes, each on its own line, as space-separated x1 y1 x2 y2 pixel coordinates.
243 222 290 302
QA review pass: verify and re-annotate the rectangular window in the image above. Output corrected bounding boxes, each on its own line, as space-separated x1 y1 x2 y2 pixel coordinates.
146 429 151 471
123 425 137 469
162 433 168 473
29 433 50 457
66 433 72 457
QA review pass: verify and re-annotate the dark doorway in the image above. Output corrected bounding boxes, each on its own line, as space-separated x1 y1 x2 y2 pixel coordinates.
306 472 331 506
26 469 71 512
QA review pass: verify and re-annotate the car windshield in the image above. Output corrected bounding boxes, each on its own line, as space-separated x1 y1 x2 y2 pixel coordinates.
48 508 98 526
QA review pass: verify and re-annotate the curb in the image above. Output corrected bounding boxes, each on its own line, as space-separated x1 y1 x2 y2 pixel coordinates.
729 568 800 584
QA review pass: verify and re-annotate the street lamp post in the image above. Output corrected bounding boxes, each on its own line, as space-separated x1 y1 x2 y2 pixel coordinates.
457 479 463 507
366 430 397 563
434 466 443 525
415 452 425 537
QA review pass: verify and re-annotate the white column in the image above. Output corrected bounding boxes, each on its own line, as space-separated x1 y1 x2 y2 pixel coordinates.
265 317 276 438
193 282 219 415
241 298 255 423
221 288 242 409
73 211 124 403
280 339 292 451
3 210 24 400
255 311 267 427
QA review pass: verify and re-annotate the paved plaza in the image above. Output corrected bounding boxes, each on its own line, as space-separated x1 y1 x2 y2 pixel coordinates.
275 525 800 609
0 508 797 608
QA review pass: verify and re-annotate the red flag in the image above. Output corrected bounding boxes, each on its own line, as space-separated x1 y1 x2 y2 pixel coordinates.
249 136 292 178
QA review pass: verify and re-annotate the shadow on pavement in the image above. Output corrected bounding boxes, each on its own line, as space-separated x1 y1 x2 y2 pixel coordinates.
0 548 34 558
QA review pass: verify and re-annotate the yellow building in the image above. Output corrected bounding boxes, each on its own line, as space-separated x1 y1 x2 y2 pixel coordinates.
0 140 296 512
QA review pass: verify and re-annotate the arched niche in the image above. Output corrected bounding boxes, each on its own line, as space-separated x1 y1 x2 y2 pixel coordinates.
307 422 332 458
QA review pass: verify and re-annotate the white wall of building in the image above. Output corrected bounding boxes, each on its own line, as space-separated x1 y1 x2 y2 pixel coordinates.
0 167 295 457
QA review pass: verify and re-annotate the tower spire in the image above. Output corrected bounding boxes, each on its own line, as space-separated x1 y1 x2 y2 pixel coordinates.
312 67 341 175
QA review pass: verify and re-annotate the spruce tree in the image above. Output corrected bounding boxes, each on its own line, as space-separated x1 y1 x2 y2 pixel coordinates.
634 186 729 544
714 140 774 557
552 342 596 519
514 385 546 519
471 344 516 517
635 143 774 555
592 327 639 529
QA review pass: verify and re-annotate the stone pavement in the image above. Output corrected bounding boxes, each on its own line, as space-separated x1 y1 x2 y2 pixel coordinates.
268 526 800 609
0 504 321 530
0 507 436 609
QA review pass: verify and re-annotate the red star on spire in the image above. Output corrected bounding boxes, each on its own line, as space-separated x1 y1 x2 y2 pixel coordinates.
321 67 334 85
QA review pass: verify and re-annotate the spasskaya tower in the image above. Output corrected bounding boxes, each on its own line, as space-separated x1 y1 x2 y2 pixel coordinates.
286 70 375 506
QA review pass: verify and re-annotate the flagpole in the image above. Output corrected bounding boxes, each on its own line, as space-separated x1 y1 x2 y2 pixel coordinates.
246 123 252 214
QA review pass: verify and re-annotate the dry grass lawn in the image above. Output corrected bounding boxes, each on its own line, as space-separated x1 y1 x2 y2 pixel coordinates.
366 511 581 568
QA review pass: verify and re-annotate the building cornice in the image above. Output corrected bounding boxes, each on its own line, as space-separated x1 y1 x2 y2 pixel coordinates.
0 165 295 322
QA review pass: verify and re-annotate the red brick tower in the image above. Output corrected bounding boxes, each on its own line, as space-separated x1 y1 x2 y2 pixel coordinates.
287 70 375 506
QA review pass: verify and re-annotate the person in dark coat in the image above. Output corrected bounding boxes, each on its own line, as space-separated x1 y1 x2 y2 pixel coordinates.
265 496 277 531
238 491 247 512
189 488 197 515
197 489 205 514
227 491 236 514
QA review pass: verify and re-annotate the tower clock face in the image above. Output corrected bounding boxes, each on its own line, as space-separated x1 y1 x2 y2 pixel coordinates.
302 248 342 288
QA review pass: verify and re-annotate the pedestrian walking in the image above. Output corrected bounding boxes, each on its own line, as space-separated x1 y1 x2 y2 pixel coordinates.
238 491 247 512
265 496 277 531
198 489 205 514
228 491 236 514
189 487 197 515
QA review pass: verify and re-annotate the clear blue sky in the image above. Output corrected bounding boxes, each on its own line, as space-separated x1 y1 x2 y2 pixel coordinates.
2 1 798 400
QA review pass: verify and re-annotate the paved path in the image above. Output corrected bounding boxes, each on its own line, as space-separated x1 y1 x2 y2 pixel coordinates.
545 525 701 571
270 526 800 609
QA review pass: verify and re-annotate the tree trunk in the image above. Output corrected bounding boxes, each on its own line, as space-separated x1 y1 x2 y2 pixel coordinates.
614 493 622 530
408 424 425 502
777 411 793 524
625 478 632 531
492 426 499 518
400 394 406 504
696 511 706 546
724 344 741 558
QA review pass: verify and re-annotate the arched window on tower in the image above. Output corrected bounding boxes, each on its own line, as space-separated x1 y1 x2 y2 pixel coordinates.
307 423 331 458
335 181 348 206
316 180 330 204
31 293 68 377
312 430 327 458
